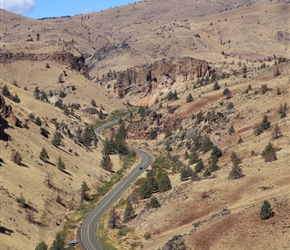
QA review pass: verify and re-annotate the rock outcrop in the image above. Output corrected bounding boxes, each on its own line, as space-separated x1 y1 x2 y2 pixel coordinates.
98 57 214 104
162 235 187 250
0 95 18 140
0 51 89 77
0 95 17 125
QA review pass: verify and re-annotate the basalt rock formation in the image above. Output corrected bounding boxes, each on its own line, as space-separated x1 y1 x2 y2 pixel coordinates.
98 57 214 104
0 51 89 77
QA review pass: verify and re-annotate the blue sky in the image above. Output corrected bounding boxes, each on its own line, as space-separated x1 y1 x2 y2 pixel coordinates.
1 0 136 19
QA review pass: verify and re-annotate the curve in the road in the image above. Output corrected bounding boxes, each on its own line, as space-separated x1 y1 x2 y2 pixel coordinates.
80 118 153 250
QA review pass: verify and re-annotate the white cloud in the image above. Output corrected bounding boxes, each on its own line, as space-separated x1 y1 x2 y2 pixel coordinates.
77 8 94 15
1 0 35 14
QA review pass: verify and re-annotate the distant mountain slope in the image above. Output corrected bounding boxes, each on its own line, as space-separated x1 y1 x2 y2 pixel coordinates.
1 0 289 78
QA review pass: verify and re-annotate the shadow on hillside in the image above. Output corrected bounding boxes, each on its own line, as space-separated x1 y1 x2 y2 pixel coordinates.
60 169 72 176
19 162 29 168
0 117 10 142
55 146 71 155
45 161 56 167
0 226 14 235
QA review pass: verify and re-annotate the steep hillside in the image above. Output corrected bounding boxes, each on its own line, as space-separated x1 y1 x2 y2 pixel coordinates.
0 41 127 249
100 56 290 250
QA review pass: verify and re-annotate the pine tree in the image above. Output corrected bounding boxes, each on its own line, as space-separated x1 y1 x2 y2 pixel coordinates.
229 124 235 135
173 89 178 100
49 233 65 250
261 142 277 162
101 153 113 171
35 116 42 126
123 200 135 222
208 154 219 172
211 146 223 159
180 166 193 181
108 206 120 229
148 196 161 208
147 175 159 193
56 156 65 170
228 164 243 179
203 168 211 177
35 241 48 250
139 180 152 199
242 65 247 74
260 200 274 220
260 115 271 130
11 150 22 165
2 85 10 97
52 131 62 147
81 181 89 201
195 158 204 173
213 81 220 91
186 93 193 102
271 125 282 140
157 172 172 192
40 147 49 162
200 136 214 152
91 99 96 107
189 147 199 164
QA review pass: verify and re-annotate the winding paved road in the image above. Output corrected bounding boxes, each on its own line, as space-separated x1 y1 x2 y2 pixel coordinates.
80 118 153 250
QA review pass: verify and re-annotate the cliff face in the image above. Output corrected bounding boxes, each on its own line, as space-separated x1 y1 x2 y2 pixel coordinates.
98 57 213 105
0 51 89 77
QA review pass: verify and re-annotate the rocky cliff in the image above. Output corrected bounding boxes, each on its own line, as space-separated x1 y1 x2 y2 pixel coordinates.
98 57 214 105
0 50 89 77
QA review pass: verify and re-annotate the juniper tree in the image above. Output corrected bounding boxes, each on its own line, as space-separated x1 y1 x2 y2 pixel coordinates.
81 181 89 201
261 142 277 162
200 136 214 152
35 241 48 250
11 150 22 165
213 81 220 91
271 125 282 140
260 200 274 220
195 158 204 173
123 200 135 222
157 172 172 192
108 206 120 229
261 115 271 130
189 147 199 164
52 131 62 147
35 116 42 126
228 163 243 179
49 233 65 250
180 166 193 181
148 196 161 208
56 156 65 170
186 93 193 102
40 147 49 162
100 153 113 171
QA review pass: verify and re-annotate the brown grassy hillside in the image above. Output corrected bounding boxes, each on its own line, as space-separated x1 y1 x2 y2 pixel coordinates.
0 42 127 249
0 0 289 249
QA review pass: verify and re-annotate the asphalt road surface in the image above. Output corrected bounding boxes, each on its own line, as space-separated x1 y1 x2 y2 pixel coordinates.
80 117 153 250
